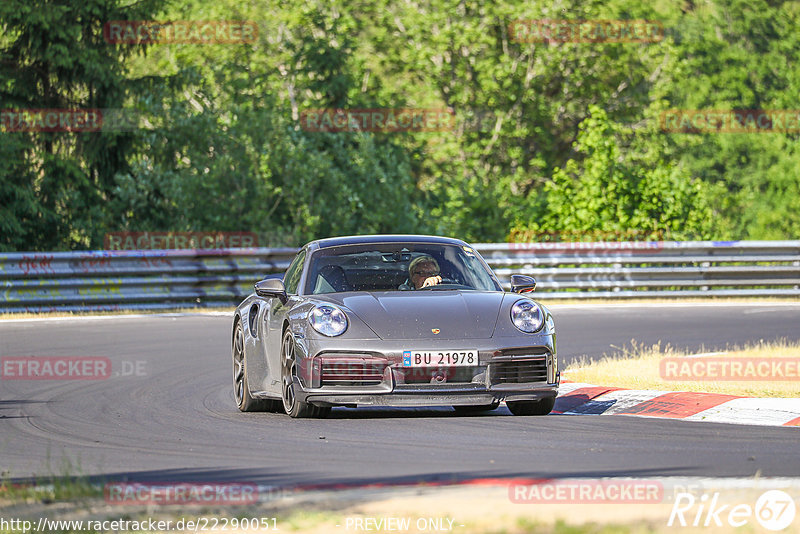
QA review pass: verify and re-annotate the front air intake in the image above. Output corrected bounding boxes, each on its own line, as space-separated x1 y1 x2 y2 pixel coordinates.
490 357 548 384
318 357 387 387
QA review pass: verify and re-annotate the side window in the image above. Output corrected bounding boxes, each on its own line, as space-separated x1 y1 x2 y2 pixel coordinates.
283 249 307 295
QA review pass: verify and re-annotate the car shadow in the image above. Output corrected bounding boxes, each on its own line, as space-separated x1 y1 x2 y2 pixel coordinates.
325 405 556 419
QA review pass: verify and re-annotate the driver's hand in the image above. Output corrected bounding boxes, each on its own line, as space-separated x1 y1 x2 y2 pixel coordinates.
422 275 442 288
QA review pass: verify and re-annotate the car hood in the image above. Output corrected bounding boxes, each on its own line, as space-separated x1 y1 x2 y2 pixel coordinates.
313 291 506 340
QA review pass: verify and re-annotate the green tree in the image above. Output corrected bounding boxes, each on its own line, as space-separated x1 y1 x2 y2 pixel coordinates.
114 8 422 245
0 0 164 251
4 0 800 251
660 0 800 239
524 106 714 240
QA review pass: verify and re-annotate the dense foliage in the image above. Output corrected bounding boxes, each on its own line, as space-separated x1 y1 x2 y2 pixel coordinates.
2 0 798 250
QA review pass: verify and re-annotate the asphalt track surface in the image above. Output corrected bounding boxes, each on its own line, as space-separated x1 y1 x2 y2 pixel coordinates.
1 303 799 486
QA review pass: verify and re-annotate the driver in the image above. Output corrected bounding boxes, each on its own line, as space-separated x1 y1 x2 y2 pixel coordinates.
401 255 442 290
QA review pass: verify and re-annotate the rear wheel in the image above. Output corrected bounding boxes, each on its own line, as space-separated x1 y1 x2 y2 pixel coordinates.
233 322 279 412
280 330 330 418
453 401 500 414
506 397 555 416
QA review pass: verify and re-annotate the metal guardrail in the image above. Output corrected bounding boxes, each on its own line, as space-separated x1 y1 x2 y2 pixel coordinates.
0 249 296 313
1 241 799 313
479 240 800 299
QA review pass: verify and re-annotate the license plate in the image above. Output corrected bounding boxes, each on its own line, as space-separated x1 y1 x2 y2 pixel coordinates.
402 350 478 367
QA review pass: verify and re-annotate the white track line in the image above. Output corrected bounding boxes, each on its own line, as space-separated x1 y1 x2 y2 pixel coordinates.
686 397 800 426
562 389 666 415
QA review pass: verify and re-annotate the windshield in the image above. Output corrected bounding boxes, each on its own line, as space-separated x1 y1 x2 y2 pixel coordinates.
304 243 501 294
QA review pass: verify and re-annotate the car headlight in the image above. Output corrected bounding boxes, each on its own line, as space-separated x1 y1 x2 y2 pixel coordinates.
308 305 348 337
510 299 543 333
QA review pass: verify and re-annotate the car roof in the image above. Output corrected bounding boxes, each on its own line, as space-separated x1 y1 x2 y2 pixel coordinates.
308 234 469 250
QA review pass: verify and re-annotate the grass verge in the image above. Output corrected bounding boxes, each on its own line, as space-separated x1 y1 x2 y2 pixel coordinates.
541 296 800 305
5 479 800 533
1 459 101 505
564 339 800 397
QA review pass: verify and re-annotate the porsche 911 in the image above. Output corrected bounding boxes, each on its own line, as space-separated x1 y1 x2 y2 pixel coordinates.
231 235 558 417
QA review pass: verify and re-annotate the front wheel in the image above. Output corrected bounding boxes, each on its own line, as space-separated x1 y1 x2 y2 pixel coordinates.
506 397 555 416
280 330 330 418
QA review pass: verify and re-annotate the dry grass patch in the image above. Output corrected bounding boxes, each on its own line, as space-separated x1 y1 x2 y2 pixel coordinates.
540 297 800 305
564 339 800 397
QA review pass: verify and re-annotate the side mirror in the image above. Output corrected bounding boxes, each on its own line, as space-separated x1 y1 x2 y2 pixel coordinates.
510 274 536 293
254 278 288 304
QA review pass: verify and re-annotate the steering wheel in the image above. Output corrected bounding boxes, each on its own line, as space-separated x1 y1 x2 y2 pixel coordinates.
417 277 462 289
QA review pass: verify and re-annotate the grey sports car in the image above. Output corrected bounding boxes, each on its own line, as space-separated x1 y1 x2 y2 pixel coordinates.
231 235 558 418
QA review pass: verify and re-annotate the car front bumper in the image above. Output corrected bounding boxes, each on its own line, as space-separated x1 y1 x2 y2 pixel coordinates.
292 334 559 408
298 381 559 407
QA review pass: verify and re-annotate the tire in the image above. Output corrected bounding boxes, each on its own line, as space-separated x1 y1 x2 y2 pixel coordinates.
280 330 328 418
453 401 500 414
233 322 279 412
506 397 555 416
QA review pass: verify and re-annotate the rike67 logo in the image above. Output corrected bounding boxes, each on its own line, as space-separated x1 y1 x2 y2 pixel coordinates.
668 490 796 531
